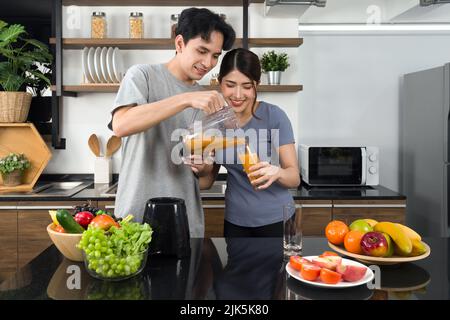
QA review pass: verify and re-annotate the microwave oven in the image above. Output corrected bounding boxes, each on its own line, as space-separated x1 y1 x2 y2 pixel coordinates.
299 144 379 186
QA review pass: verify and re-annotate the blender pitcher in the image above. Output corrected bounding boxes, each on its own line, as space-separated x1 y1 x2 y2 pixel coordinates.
182 105 245 159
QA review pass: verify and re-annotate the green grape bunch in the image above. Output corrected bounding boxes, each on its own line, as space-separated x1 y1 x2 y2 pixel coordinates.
78 218 152 279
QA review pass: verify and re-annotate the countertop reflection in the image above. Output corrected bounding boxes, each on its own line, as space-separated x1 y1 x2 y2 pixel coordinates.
0 237 446 300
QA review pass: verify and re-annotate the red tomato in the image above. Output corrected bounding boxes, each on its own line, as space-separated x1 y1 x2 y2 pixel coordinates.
300 264 321 281
289 256 303 271
319 251 339 257
320 268 342 284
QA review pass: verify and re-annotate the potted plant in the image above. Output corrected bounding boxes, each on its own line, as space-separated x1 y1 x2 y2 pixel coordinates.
0 20 53 123
0 153 31 186
260 50 290 85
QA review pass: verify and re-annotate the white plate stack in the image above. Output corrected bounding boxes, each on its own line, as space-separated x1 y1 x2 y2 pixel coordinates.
82 47 124 84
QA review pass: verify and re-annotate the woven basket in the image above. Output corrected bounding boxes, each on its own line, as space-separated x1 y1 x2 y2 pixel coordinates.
0 92 32 123
1 170 23 187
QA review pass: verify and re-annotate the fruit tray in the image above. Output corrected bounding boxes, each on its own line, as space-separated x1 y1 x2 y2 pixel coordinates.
328 242 431 265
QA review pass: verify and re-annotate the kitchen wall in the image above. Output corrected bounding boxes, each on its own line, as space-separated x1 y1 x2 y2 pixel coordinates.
298 30 450 191
45 3 450 193
45 3 300 175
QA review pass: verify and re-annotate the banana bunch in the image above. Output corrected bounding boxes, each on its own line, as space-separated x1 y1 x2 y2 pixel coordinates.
372 221 427 257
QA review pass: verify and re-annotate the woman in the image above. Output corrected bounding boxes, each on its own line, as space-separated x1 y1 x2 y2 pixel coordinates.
191 48 300 237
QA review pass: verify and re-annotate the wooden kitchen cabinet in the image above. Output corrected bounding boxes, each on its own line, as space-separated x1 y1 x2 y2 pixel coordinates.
0 202 18 281
203 200 225 238
97 200 224 237
203 199 333 237
16 201 84 268
332 200 406 225
295 200 333 236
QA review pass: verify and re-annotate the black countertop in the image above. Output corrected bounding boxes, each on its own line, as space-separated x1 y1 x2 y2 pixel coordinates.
0 174 406 201
0 237 445 300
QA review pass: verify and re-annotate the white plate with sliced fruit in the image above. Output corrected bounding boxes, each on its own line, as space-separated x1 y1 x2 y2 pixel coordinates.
286 253 374 289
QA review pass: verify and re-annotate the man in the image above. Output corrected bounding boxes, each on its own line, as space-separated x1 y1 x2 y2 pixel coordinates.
108 8 236 237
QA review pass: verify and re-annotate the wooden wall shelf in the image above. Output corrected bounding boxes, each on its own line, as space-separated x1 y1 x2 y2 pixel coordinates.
0 123 52 193
49 38 302 49
50 0 301 149
62 0 264 6
51 84 303 93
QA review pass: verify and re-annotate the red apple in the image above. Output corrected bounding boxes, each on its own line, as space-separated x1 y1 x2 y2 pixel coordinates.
336 264 368 282
325 255 342 266
360 231 389 257
312 257 340 271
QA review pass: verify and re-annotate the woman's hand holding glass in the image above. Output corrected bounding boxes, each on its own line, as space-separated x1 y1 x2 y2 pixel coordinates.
247 162 281 190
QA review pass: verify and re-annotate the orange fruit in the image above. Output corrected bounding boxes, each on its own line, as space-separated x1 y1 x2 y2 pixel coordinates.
319 268 342 284
300 264 321 281
325 220 349 245
344 230 365 254
289 256 303 271
319 251 339 257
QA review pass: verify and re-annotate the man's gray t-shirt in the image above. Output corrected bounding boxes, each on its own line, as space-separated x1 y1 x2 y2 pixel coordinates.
109 63 204 237
215 101 296 227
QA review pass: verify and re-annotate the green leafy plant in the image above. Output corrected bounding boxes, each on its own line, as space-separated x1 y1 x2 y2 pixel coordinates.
0 20 53 93
0 153 31 174
260 50 290 72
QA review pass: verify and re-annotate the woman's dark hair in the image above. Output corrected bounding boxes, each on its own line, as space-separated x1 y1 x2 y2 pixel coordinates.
218 48 261 118
176 8 236 51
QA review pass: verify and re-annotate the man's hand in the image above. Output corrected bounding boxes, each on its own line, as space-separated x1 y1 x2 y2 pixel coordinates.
183 91 227 114
184 153 215 176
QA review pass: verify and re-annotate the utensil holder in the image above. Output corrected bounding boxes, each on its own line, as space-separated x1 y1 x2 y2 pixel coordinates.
94 157 112 183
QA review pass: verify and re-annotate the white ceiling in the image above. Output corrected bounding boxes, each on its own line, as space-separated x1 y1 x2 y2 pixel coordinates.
265 0 450 23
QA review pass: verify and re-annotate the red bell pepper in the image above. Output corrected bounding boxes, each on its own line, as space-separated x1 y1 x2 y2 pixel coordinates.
74 211 94 229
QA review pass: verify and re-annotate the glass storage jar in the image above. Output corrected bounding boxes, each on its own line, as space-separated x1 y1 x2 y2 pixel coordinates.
91 12 107 39
170 14 180 38
210 73 219 86
129 12 144 39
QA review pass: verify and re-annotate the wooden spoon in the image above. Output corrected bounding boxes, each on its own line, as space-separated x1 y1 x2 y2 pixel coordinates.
106 135 121 157
88 134 101 157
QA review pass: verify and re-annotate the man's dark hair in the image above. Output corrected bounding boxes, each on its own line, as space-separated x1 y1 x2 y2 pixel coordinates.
176 8 236 51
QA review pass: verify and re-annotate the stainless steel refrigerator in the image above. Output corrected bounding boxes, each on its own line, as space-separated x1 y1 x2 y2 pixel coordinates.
401 63 450 237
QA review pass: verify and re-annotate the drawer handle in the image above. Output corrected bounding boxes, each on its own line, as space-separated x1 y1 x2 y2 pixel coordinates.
16 205 74 210
203 205 225 209
0 206 16 210
105 205 115 209
297 204 332 208
333 204 406 208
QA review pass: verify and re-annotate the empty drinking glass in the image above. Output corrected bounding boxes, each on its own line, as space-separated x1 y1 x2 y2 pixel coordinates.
283 203 302 258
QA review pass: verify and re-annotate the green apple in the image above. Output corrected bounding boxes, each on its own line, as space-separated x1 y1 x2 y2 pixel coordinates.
349 219 373 233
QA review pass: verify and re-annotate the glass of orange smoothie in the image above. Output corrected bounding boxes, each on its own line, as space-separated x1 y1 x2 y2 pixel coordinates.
238 144 260 182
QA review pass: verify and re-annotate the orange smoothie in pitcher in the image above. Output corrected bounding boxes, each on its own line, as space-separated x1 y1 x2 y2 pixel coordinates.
185 135 246 154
